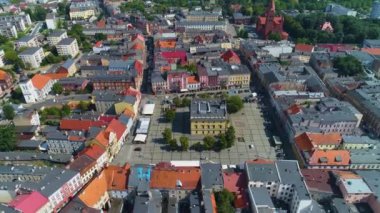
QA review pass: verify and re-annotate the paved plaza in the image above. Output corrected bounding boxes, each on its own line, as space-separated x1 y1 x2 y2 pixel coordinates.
112 98 275 166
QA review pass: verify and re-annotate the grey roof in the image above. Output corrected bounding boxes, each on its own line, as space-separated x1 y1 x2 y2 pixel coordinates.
168 196 178 213
66 155 95 172
0 165 79 197
133 190 162 213
19 47 42 56
363 39 380 48
176 21 225 27
189 191 201 213
151 72 165 83
57 37 76 46
119 114 132 126
349 148 380 164
190 99 228 122
81 65 108 72
202 190 215 213
342 135 378 145
46 13 55 20
14 125 38 133
331 198 358 213
93 91 124 102
122 95 137 105
0 204 18 213
0 151 73 164
59 77 87 85
16 35 35 43
61 59 76 69
16 140 43 149
248 187 275 208
128 164 152 190
90 74 134 81
245 162 280 182
200 163 223 189
49 30 66 37
276 160 310 200
356 170 380 202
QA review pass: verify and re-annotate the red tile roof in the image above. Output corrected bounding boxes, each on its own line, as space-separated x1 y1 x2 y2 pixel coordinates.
131 42 144 50
220 50 241 63
295 44 314 53
95 130 109 147
295 132 342 151
0 70 10 80
104 164 130 191
160 51 187 64
43 73 68 80
82 143 106 160
105 119 126 141
31 74 51 90
150 167 201 190
223 171 249 208
301 169 335 193
134 60 143 76
96 19 106 28
187 76 199 84
309 150 350 166
287 104 302 115
9 191 48 213
78 171 108 208
361 48 380 56
60 119 107 131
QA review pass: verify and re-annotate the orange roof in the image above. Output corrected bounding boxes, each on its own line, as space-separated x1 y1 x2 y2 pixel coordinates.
104 164 130 191
123 108 135 118
333 170 361 180
295 44 314 53
78 171 108 208
95 130 109 147
287 104 302 115
82 143 106 160
158 40 176 48
361 48 380 56
131 42 144 50
43 73 68 80
31 74 51 90
187 76 199 84
105 119 126 141
295 132 342 151
0 70 10 80
309 150 350 166
150 167 201 190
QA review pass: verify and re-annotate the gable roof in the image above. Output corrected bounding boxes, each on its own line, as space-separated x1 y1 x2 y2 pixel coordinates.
309 150 350 166
295 132 342 151
104 164 130 191
9 191 48 213
82 143 106 160
0 70 10 80
78 172 108 208
105 119 126 141
43 73 68 80
295 44 314 53
361 48 380 56
31 74 51 90
187 76 199 84
60 119 107 131
94 131 109 147
150 167 201 190
220 50 240 62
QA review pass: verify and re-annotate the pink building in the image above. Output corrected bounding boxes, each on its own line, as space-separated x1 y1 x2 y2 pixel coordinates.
9 191 49 213
334 171 373 203
167 71 189 92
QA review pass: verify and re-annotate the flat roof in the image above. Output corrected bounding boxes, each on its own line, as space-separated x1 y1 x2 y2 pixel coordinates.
142 103 155 115
134 134 147 143
249 187 274 208
341 179 372 194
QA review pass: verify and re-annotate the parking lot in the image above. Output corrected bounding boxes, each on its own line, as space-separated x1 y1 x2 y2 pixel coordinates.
112 96 276 165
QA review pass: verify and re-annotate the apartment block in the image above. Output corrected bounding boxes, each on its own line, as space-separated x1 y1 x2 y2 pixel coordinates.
15 35 39 49
56 38 79 58
0 14 31 31
47 30 68 46
0 22 17 38
18 47 45 68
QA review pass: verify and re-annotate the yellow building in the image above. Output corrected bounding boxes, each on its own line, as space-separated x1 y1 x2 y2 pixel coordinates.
69 1 97 20
190 99 229 135
227 65 251 88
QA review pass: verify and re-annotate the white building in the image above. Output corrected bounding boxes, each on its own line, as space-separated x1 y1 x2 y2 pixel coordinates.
18 47 45 68
19 74 55 103
15 35 39 49
56 38 79 58
245 160 315 213
0 49 5 67
45 13 57 30
47 30 68 46
0 23 17 38
262 41 294 58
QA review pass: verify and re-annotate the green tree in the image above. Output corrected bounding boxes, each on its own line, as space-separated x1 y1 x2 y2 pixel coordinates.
218 134 228 150
94 33 107 41
215 189 235 213
181 98 191 107
203 135 216 150
52 83 63 95
79 101 89 112
333 55 364 77
227 96 243 113
268 32 282 41
180 136 189 151
0 124 16 151
10 87 25 104
162 128 172 143
164 109 176 122
169 138 178 150
225 126 236 148
61 104 71 117
173 97 182 107
2 104 15 120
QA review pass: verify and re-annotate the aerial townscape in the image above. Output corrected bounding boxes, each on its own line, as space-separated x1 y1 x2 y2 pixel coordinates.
1 0 380 212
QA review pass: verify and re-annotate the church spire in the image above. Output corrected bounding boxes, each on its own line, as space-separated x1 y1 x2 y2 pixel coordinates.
269 0 275 12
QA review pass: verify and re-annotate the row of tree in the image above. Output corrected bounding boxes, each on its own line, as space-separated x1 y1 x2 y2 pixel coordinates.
162 128 189 151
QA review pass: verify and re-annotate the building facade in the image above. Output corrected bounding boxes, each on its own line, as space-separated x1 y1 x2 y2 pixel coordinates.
18 47 45 68
56 38 80 58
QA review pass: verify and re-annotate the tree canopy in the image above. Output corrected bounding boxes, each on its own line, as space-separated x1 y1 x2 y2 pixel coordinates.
0 124 16 151
52 83 63 95
203 135 216 150
227 96 244 114
2 104 15 120
333 55 363 77
162 128 172 143
215 189 235 213
180 136 189 151
164 109 176 122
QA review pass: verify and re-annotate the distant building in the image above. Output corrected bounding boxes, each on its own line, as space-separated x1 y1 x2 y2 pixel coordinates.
256 0 288 40
45 13 57 30
0 14 32 32
56 38 79 58
186 10 219 22
190 99 229 135
18 47 45 68
0 70 13 91
0 49 5 67
69 0 97 20
371 1 380 19
0 22 17 38
325 3 357 16
333 171 373 203
15 35 38 49
47 30 68 46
